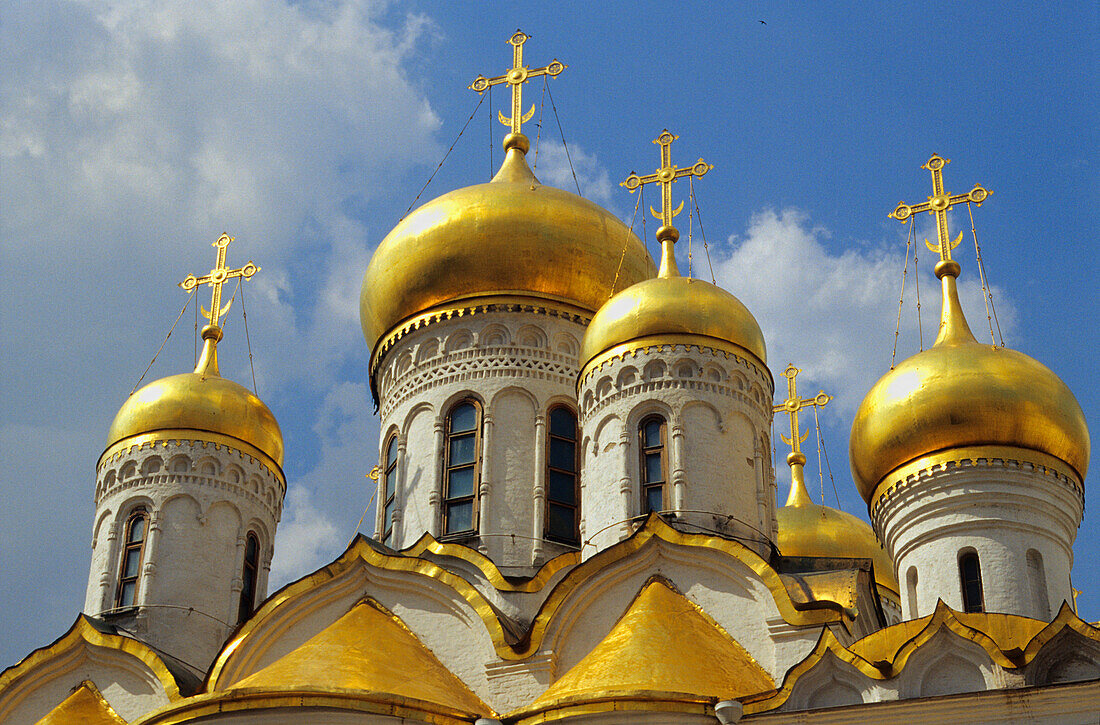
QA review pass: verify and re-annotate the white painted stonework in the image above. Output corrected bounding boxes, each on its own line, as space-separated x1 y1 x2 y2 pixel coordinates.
374 303 589 572
87 438 284 669
872 454 1084 620
578 341 776 559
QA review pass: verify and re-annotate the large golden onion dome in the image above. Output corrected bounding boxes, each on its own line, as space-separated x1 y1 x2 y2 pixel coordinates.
850 259 1088 505
777 472 899 599
580 225 766 373
359 133 656 359
104 326 284 469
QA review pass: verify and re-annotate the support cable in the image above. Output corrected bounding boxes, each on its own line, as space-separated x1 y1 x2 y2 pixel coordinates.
488 84 493 177
610 189 644 299
400 93 486 223
967 200 1004 346
533 75 548 169
193 288 199 367
544 81 582 196
132 289 195 396
891 223 914 369
813 404 842 508
914 244 924 351
239 279 258 394
687 177 695 278
689 176 716 284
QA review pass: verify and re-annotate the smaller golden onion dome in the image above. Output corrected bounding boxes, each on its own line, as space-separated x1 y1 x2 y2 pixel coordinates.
105 325 284 468
580 225 766 372
850 259 1089 504
777 460 899 599
360 133 656 359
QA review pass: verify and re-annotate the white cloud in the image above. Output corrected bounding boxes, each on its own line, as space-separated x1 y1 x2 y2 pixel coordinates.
532 138 617 207
713 208 1016 419
268 485 342 586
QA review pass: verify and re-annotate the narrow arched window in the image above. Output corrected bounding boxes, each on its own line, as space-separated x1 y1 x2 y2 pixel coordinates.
546 406 579 545
381 434 398 544
443 401 480 535
237 533 260 623
959 551 984 613
116 508 148 609
906 566 919 617
639 415 667 514
1026 549 1050 619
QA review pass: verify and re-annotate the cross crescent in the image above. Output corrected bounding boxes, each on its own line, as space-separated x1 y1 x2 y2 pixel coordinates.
620 130 713 229
179 233 260 330
468 30 567 137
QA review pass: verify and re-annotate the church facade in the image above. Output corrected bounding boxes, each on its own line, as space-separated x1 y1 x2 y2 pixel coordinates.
2 33 1098 725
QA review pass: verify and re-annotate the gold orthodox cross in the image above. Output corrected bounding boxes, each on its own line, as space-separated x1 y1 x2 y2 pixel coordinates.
888 153 992 263
179 233 259 330
772 364 831 462
621 130 713 228
468 30 566 136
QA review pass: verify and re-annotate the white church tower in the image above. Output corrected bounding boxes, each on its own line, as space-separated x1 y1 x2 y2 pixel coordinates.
850 155 1089 621
85 235 285 669
358 32 655 573
577 131 776 559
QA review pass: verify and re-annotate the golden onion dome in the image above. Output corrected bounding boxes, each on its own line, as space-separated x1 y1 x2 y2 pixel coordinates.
850 259 1088 505
580 225 766 372
105 326 284 468
777 468 899 599
359 133 656 358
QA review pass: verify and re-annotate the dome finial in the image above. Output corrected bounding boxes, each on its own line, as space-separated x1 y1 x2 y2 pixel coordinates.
468 29 566 153
621 130 713 278
178 233 260 378
772 363 832 508
887 154 992 346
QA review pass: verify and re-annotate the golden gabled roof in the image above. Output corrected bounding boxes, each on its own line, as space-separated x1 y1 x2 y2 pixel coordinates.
230 597 489 718
34 681 127 725
511 579 775 722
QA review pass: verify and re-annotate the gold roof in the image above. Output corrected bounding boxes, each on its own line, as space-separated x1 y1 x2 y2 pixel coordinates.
230 597 489 718
514 579 774 720
580 226 766 372
777 472 899 597
850 263 1089 504
34 681 127 725
106 326 284 467
359 134 656 359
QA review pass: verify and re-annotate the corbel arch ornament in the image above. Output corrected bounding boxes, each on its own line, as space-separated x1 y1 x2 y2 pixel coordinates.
0 615 184 723
209 515 854 689
745 599 1100 714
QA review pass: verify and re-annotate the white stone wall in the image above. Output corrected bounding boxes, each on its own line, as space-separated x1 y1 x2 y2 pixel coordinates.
577 343 775 559
873 455 1083 620
374 305 589 572
86 438 284 668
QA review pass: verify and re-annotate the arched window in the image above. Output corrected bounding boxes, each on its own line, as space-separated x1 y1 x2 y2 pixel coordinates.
639 415 667 514
443 401 480 535
1026 549 1049 619
238 533 260 624
116 508 148 609
546 406 579 545
959 551 984 613
380 434 398 544
906 566 919 617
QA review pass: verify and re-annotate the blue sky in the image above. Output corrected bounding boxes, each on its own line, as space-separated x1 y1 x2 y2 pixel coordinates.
1 1 1097 669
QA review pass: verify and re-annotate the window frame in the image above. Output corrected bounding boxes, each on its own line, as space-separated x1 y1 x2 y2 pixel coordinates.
115 507 149 610
237 532 261 624
638 414 669 515
441 399 482 537
959 550 985 613
544 405 580 546
380 433 398 544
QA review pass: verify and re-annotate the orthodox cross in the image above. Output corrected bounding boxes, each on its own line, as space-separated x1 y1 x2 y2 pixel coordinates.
179 233 259 330
772 363 831 462
621 130 713 228
468 30 566 136
888 153 992 263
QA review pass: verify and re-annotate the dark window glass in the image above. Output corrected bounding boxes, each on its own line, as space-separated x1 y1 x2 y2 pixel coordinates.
116 509 148 609
960 552 984 613
545 407 578 544
443 401 480 535
381 435 398 544
639 415 667 514
238 533 260 624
